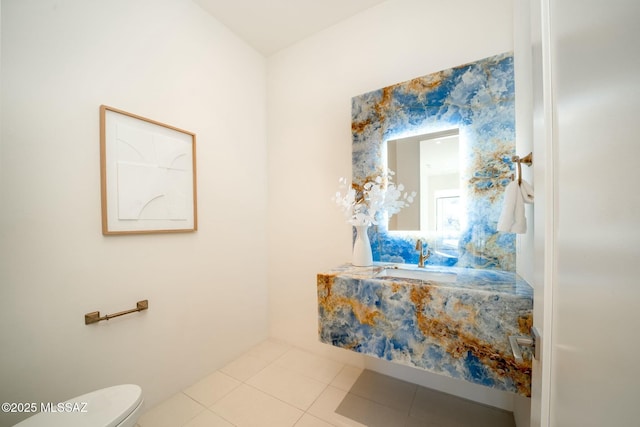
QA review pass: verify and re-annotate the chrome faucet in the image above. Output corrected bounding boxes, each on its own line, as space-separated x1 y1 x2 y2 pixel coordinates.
415 240 431 268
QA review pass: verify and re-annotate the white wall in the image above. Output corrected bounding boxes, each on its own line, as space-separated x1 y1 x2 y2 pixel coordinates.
0 0 268 425
267 0 519 410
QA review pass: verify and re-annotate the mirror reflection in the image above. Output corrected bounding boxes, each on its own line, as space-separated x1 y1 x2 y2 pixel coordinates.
387 129 461 234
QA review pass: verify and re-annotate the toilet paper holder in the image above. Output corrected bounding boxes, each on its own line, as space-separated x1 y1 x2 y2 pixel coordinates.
85 300 148 325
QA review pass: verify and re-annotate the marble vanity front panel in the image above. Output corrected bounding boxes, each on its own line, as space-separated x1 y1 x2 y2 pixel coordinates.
317 264 533 396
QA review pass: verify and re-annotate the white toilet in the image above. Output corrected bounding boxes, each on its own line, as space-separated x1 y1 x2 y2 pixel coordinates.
14 384 143 427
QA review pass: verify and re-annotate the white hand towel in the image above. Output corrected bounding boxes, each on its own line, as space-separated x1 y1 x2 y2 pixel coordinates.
497 179 534 234
520 179 534 204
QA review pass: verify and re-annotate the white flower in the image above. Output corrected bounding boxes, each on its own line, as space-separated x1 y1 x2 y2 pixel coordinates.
333 170 416 226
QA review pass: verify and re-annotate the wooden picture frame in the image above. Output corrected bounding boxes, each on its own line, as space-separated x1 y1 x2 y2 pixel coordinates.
100 105 197 235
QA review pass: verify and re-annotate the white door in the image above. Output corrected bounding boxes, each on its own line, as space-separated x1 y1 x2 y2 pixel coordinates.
529 0 553 425
546 0 640 426
513 1 554 425
519 0 640 426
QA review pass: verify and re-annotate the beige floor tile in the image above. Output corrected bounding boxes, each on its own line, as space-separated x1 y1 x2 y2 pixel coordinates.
220 353 270 382
183 409 235 427
410 386 515 427
140 340 516 427
274 348 344 384
138 393 204 427
294 413 337 427
246 339 291 363
448 400 515 427
183 371 241 407
307 386 367 427
330 365 364 392
348 369 416 414
334 389 410 427
405 415 444 426
247 363 328 410
410 386 460 424
211 384 303 427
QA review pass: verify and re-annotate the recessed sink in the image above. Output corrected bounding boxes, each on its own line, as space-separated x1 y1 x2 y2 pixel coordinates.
375 268 457 283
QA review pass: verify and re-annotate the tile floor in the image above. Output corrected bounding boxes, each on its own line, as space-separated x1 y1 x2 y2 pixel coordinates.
136 339 516 427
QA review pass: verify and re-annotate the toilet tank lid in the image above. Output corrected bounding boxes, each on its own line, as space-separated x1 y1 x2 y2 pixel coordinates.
13 384 143 427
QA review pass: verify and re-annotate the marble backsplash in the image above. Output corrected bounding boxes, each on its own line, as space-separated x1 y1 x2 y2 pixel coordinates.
351 52 517 271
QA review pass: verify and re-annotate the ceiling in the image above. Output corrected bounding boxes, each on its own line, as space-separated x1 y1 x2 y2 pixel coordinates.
192 0 389 56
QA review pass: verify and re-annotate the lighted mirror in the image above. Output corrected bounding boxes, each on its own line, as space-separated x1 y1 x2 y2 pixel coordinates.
352 52 516 271
387 129 461 234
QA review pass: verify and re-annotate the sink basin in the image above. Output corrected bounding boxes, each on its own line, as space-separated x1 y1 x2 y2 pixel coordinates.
375 268 457 283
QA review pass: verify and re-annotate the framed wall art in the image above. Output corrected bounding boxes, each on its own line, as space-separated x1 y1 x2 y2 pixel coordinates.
100 105 197 235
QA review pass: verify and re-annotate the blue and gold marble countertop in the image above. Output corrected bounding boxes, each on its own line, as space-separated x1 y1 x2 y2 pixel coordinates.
317 263 533 396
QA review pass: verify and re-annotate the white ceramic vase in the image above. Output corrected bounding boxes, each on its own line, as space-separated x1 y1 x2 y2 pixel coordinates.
352 225 373 266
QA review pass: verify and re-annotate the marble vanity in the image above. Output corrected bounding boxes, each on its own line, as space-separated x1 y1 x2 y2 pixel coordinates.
322 52 533 396
317 264 533 396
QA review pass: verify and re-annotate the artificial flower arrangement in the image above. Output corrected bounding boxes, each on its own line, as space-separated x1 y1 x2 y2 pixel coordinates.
334 169 416 226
